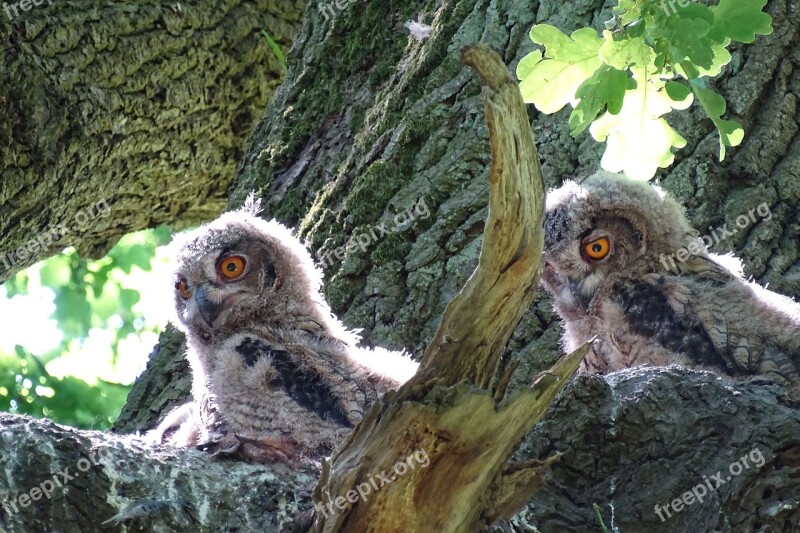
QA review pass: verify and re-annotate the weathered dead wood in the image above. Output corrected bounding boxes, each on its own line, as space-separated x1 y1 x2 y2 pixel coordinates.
415 44 546 390
310 44 588 533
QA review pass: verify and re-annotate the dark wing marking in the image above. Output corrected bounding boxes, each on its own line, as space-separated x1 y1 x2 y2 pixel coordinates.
613 281 725 370
235 338 351 427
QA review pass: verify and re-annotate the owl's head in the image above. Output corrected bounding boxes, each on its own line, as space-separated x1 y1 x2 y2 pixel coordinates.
542 171 696 313
168 195 337 344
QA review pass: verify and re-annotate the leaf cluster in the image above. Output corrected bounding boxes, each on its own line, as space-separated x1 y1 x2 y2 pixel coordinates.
0 349 129 429
517 0 772 179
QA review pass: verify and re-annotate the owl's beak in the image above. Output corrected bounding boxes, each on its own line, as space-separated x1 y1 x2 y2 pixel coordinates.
193 285 223 328
541 260 558 289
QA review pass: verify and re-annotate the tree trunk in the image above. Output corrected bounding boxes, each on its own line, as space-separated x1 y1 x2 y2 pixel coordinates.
0 0 303 281
4 0 800 531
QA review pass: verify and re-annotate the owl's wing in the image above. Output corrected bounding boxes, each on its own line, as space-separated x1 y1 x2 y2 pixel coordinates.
621 252 763 373
628 256 800 391
235 337 372 427
612 276 728 371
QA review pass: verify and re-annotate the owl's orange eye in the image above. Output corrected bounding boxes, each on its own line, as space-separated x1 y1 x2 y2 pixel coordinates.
219 256 246 279
176 279 191 299
583 237 610 260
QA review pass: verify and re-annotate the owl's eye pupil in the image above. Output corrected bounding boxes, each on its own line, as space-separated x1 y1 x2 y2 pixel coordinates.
219 255 246 279
582 236 610 260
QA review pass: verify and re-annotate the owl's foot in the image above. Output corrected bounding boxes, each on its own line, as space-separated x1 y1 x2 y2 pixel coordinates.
197 432 297 464
148 403 199 447
197 432 242 456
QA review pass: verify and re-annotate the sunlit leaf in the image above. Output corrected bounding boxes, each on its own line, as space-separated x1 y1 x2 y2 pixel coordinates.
39 255 72 287
590 75 690 179
518 25 603 114
569 65 630 136
600 33 655 72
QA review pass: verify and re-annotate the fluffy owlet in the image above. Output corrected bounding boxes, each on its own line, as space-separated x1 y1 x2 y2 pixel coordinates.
541 171 800 396
150 196 418 461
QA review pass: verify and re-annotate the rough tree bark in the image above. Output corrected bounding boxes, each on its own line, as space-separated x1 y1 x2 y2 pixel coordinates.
0 0 304 282
2 0 800 531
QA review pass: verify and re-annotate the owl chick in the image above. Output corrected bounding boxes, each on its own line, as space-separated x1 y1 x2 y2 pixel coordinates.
542 171 800 395
150 195 418 461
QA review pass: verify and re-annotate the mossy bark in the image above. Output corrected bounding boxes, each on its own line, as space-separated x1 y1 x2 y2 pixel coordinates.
0 0 303 282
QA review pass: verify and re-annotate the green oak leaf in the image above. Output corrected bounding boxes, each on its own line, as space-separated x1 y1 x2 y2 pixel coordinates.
600 32 655 72
647 4 714 68
569 65 629 136
665 81 691 102
590 75 690 179
692 40 732 77
708 0 773 43
518 25 603 114
689 79 744 160
664 4 715 68
516 50 542 80
614 0 642 26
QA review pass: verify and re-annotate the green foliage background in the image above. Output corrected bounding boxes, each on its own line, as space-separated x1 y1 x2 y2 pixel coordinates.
0 226 172 429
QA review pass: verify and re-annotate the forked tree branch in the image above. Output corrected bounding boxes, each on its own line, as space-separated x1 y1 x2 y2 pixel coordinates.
414 45 547 390
310 44 589 533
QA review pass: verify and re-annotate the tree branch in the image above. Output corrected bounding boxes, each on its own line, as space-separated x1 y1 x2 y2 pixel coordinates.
309 44 585 532
415 44 546 389
0 413 315 532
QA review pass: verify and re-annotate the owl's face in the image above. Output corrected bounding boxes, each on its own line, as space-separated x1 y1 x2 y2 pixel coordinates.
172 234 275 337
541 172 693 315
168 204 327 345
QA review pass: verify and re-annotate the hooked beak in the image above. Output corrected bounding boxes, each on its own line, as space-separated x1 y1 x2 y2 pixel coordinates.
541 260 558 289
189 285 223 328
